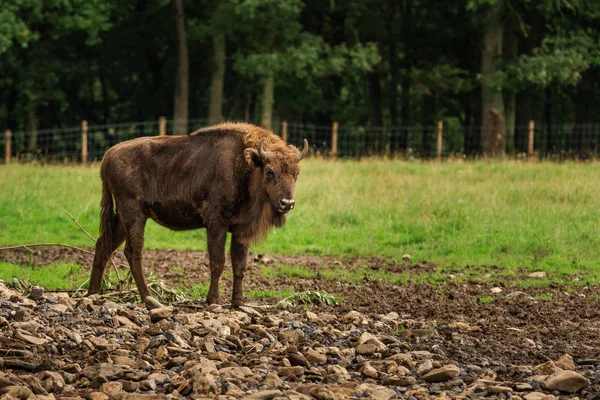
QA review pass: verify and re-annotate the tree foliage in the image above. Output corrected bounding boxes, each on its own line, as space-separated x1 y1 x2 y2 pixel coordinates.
1 0 599 155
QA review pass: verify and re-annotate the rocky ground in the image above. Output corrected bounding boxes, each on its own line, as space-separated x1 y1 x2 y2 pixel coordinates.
1 248 600 399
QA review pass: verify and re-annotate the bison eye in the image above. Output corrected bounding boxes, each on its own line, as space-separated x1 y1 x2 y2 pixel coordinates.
266 170 275 179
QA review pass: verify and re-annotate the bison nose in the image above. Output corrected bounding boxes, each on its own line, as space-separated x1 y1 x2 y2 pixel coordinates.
280 199 295 211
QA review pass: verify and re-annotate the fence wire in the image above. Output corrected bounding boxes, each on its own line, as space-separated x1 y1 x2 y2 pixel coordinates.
3 119 600 163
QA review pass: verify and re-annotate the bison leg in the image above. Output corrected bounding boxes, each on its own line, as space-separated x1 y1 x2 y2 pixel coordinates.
230 235 249 308
206 226 227 305
123 218 150 302
88 220 125 295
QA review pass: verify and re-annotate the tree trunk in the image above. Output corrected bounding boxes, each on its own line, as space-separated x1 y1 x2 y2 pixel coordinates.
385 0 399 129
27 107 38 153
504 93 515 154
367 71 382 153
399 0 412 151
481 0 505 157
545 86 553 154
503 19 518 155
208 31 226 125
573 70 596 158
173 0 189 135
261 75 274 130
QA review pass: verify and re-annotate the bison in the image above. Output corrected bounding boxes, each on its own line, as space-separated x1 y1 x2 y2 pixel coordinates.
87 122 308 308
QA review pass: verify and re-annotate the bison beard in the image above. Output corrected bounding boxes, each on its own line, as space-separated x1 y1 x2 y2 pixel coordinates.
87 122 308 308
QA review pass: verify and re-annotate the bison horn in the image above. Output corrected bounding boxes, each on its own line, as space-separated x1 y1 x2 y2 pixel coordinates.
259 139 269 161
299 139 309 161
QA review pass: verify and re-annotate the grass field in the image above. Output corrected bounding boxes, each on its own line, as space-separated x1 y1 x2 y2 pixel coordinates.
1 159 600 275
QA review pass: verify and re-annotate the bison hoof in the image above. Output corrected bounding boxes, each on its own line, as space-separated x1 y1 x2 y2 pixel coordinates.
231 299 243 309
206 296 220 305
144 296 164 310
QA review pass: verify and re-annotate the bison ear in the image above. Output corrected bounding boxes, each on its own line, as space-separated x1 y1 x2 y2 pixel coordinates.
244 148 263 168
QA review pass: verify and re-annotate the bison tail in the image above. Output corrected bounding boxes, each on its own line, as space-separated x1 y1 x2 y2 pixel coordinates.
99 180 116 259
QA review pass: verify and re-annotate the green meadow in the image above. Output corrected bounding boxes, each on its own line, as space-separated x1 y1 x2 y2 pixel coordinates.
1 159 600 290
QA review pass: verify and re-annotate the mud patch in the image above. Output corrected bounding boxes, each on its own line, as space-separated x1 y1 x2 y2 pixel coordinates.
2 246 600 368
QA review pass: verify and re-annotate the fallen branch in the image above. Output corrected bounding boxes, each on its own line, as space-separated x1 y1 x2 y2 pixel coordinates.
63 210 121 281
64 211 96 242
96 289 138 298
0 243 95 255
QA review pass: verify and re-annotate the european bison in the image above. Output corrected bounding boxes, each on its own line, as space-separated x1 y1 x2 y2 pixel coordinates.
87 122 308 308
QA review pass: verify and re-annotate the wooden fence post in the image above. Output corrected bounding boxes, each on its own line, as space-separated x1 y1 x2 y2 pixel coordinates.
331 121 339 158
436 121 443 161
81 120 88 164
528 120 535 159
281 120 288 142
159 116 167 136
4 130 12 165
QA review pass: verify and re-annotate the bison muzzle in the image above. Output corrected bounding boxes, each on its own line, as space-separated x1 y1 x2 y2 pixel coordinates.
87 122 308 308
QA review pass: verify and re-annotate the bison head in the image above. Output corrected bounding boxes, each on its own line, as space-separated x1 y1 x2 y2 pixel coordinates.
245 138 309 214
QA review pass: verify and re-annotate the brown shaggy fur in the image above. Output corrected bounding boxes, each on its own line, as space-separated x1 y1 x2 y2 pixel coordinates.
88 122 307 308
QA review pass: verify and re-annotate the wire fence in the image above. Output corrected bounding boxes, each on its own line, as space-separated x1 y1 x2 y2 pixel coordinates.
2 119 600 164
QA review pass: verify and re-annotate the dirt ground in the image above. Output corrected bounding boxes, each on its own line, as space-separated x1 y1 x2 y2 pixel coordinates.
3 246 600 370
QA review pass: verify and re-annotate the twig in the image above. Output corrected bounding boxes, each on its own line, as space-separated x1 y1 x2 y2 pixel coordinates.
97 289 137 298
64 211 96 242
64 210 121 281
71 278 90 298
0 243 95 255
45 289 78 293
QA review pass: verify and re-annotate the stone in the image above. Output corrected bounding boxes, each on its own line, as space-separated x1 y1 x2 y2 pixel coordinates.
402 253 411 261
326 365 350 382
528 271 547 278
422 365 461 382
28 286 45 300
507 291 534 300
288 353 309 367
304 350 327 365
100 381 123 396
51 304 69 313
515 383 533 391
361 363 379 378
81 363 124 380
112 356 137 368
264 373 283 388
139 379 157 391
534 361 560 375
219 366 253 380
356 343 379 355
245 390 283 400
148 306 173 322
524 393 555 400
342 310 364 324
417 359 434 375
146 373 168 384
277 366 304 378
354 383 396 400
278 329 302 345
490 287 503 294
555 354 575 370
89 392 110 400
487 385 513 393
122 381 139 392
544 370 589 393
15 330 47 345
191 374 218 396
38 371 65 393
385 353 416 368
185 358 218 376
383 375 416 386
